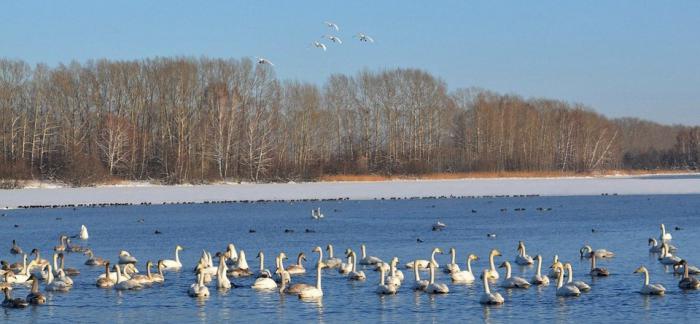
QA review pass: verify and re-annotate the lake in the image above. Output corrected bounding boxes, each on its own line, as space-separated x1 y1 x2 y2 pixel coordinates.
1 194 699 323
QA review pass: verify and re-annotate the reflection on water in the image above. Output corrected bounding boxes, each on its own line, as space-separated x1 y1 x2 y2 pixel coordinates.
1 194 700 322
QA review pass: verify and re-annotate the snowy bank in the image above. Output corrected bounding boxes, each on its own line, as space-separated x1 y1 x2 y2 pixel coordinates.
1 174 699 209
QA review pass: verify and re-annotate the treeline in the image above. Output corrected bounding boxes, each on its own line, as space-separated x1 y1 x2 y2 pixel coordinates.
0 57 697 185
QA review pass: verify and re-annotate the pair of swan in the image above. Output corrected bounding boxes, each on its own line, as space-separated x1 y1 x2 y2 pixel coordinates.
45 264 72 291
385 257 404 286
451 254 478 283
311 207 324 219
676 260 700 290
515 241 534 265
633 266 665 295
552 263 590 296
114 264 144 290
648 238 677 253
228 250 253 277
499 261 530 288
376 263 398 295
405 248 442 270
579 245 614 258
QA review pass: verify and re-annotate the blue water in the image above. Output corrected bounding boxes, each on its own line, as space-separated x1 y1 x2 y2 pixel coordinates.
1 194 699 323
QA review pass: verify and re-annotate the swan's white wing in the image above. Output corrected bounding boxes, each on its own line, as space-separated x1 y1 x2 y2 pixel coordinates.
324 21 339 31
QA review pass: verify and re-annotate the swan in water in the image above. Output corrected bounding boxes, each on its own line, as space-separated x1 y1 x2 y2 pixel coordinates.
443 247 461 274
588 252 610 276
432 220 447 231
531 255 549 285
499 261 531 288
658 244 681 265
673 259 700 275
162 245 183 270
285 252 307 275
405 247 442 270
676 260 700 290
298 261 323 300
482 249 502 280
114 264 143 290
323 244 342 269
338 249 353 275
96 262 115 288
131 261 157 286
25 274 46 305
549 255 562 278
413 261 429 291
648 238 676 253
188 272 210 297
119 250 138 264
79 224 89 240
28 249 49 273
451 254 478 283
229 250 253 277
59 253 79 277
253 270 277 290
10 240 22 255
633 266 665 295
150 260 166 284
659 223 672 242
359 244 383 265
347 250 366 281
385 257 403 286
579 245 614 258
45 265 71 292
255 251 272 278
515 241 534 265
2 288 28 309
216 254 231 289
564 263 590 291
479 269 504 305
425 262 449 294
555 266 580 297
84 249 106 266
225 243 239 264
7 255 30 284
376 263 398 295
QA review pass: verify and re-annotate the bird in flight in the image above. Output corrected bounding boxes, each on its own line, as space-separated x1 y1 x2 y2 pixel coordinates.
355 33 374 43
324 21 339 31
323 35 343 44
255 57 274 66
313 41 327 52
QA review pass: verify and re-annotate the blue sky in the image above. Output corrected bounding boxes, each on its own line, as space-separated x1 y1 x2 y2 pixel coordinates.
1 1 699 125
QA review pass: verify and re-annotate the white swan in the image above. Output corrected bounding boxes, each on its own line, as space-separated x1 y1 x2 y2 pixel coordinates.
648 238 677 253
313 41 327 52
359 244 383 265
579 245 614 258
659 223 672 242
405 247 442 270
633 266 665 295
44 265 71 292
255 251 272 278
255 57 274 66
324 21 339 31
323 35 342 44
162 245 183 270
658 244 681 265
348 250 366 281
323 244 342 269
548 255 562 278
376 263 398 295
565 263 590 291
130 261 158 285
531 255 549 285
515 241 534 265
188 272 210 297
555 266 580 297
286 252 307 275
677 260 700 290
451 254 478 283
298 261 323 300
499 261 530 288
479 269 504 305
413 261 429 291
79 225 89 240
229 250 253 277
425 262 449 294
114 264 143 290
482 249 502 280
385 257 403 287
151 260 166 284
118 250 138 264
96 262 115 288
217 254 231 289
443 247 461 274
225 243 239 263
355 33 374 43
589 252 610 276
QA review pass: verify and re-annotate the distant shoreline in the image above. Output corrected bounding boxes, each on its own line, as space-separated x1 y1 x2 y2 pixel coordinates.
2 172 699 210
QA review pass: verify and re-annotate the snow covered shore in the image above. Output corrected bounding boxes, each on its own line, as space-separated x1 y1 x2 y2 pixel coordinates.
1 174 699 209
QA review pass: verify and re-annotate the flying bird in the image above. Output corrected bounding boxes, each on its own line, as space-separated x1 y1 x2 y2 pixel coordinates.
255 57 274 66
323 35 342 44
313 41 327 52
355 33 374 43
324 21 339 31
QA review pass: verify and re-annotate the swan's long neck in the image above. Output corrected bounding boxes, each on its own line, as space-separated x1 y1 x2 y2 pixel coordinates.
53 254 59 273
590 255 596 270
431 250 437 264
642 268 650 286
450 249 456 264
536 256 542 276
22 254 28 275
566 264 574 283
351 252 357 272
361 245 367 259
218 257 227 276
279 254 285 270
414 262 420 281
556 270 564 288
328 245 334 258
60 254 65 270
175 248 180 264
505 262 512 279
660 224 666 238
467 257 473 273
489 253 496 271
519 243 526 256
259 253 264 272
297 254 303 266
380 267 385 286
317 249 324 265
315 262 322 289
104 264 110 278
115 265 121 283
483 272 491 294
198 272 204 286
147 262 153 279
429 266 435 284
390 259 396 276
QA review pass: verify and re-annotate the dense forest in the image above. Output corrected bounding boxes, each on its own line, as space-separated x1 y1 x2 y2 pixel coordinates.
0 57 698 186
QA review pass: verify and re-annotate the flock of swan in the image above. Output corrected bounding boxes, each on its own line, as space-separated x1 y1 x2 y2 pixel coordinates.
256 20 373 66
1 220 696 309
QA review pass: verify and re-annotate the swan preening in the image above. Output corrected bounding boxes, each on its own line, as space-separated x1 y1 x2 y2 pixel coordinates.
79 225 89 240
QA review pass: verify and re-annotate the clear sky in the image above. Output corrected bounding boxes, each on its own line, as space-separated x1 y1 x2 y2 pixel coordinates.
1 1 699 125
